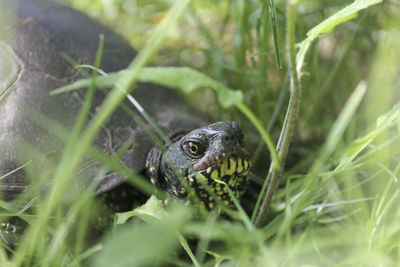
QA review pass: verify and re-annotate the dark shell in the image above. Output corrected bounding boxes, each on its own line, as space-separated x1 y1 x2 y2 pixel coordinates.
0 0 205 201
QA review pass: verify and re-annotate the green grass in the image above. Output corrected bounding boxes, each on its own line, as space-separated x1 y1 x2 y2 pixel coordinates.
1 0 400 266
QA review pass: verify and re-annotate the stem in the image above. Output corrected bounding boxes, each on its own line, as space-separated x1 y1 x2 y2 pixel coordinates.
177 233 200 267
266 0 282 68
253 0 301 228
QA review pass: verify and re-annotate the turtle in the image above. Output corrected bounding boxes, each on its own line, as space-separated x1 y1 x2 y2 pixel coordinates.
0 0 251 238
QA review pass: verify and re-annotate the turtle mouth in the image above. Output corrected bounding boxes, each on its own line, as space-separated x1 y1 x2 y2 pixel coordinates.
194 154 251 180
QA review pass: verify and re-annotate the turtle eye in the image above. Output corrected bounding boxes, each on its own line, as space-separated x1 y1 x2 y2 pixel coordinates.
189 143 199 154
184 141 206 157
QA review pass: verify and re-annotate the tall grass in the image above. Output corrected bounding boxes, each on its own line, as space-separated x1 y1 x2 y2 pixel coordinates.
1 0 400 266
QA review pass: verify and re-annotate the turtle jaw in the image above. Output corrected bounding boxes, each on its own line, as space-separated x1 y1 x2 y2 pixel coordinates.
193 154 251 179
187 154 251 209
192 146 250 171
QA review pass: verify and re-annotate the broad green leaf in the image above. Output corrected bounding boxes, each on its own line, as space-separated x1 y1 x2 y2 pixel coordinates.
94 207 188 267
115 197 200 266
140 67 243 108
51 67 243 108
114 195 166 224
296 0 382 74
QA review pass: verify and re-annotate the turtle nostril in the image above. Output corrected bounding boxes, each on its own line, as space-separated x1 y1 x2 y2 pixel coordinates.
221 122 244 147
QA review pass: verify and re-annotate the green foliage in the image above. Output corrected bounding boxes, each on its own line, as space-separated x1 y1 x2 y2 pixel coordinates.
114 195 167 224
94 205 187 267
337 102 400 172
2 0 400 266
296 0 383 74
52 67 244 108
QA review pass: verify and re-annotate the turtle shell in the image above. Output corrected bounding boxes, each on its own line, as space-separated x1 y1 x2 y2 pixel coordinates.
0 0 205 201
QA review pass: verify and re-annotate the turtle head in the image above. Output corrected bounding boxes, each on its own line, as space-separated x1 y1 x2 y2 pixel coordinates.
146 121 251 209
